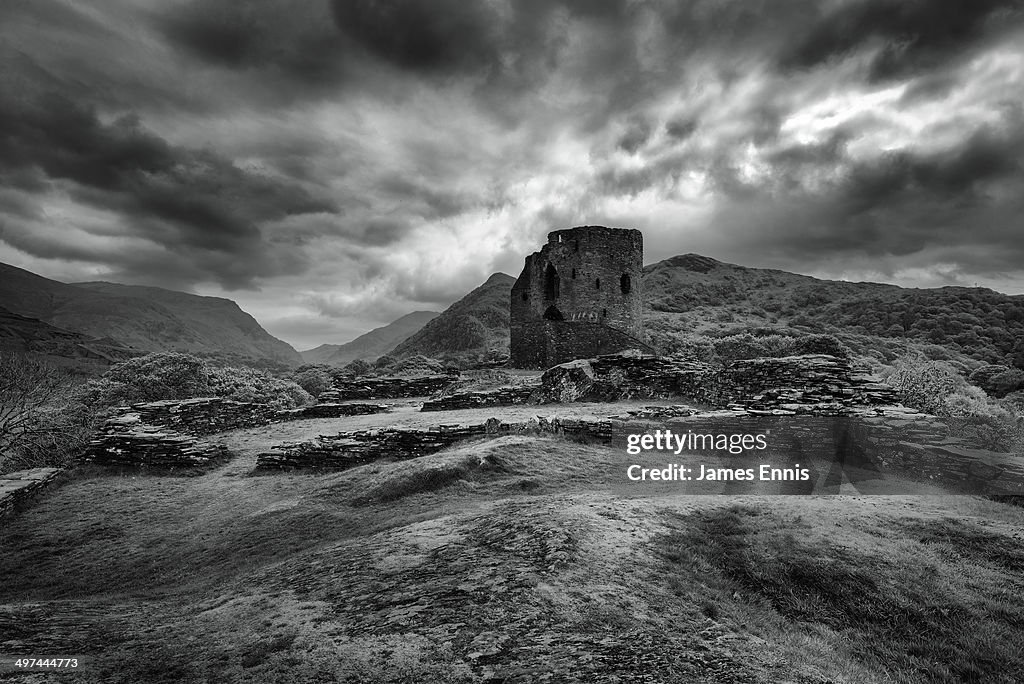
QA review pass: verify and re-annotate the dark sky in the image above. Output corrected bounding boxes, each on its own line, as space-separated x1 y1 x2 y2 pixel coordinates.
2 0 1023 349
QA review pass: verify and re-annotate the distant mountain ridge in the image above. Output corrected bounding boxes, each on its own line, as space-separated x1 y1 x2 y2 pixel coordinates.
301 311 439 366
0 262 301 368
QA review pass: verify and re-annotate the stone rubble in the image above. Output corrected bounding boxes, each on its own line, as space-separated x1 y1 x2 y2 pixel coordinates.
255 416 613 471
538 353 897 414
421 386 536 412
80 412 228 469
276 403 390 420
129 397 391 437
131 398 282 436
320 375 457 401
0 468 60 519
79 399 391 469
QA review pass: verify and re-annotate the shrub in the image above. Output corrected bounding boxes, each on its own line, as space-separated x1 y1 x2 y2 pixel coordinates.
970 365 1024 398
886 358 965 416
714 334 770 362
378 355 445 377
792 334 850 359
668 336 718 363
83 352 212 406
341 359 371 378
83 352 312 410
292 367 331 398
206 366 312 408
888 356 1024 451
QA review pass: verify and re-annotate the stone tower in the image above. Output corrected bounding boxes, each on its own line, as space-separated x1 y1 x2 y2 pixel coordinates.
509 225 650 369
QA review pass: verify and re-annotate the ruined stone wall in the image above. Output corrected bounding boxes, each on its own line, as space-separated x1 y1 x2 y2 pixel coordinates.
80 413 229 469
0 468 60 520
255 416 613 470
538 353 897 413
321 375 456 401
510 226 645 368
511 320 655 370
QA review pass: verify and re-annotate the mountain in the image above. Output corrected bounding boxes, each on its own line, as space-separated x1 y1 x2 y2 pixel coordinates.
382 255 1024 371
0 305 136 372
388 273 515 362
301 311 439 366
0 262 302 369
641 254 1024 369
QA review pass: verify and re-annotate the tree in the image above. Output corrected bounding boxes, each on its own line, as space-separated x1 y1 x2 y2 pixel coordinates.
0 353 92 473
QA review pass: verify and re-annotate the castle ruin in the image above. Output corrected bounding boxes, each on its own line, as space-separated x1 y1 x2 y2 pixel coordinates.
510 226 652 369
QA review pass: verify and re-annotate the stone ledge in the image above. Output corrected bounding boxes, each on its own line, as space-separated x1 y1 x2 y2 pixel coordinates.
0 468 61 520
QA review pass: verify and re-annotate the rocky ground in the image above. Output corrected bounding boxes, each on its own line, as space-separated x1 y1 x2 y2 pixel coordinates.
1 400 1023 683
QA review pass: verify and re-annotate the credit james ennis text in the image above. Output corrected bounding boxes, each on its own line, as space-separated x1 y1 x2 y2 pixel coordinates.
627 464 811 481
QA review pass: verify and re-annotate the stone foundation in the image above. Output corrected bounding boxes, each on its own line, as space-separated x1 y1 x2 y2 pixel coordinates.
538 353 896 413
321 375 456 401
255 416 613 470
510 320 654 370
0 468 60 520
421 386 536 411
80 413 229 469
127 398 390 437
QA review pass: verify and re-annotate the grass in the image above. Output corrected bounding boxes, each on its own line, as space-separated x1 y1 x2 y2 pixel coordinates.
658 504 1024 683
2 418 1023 682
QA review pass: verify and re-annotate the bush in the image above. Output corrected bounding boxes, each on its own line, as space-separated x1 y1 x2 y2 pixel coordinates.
970 365 1024 398
886 358 966 416
292 367 332 398
342 359 371 378
82 352 312 410
206 366 312 409
83 352 212 406
714 334 770 362
668 336 718 363
792 334 850 359
377 355 445 377
888 356 1024 451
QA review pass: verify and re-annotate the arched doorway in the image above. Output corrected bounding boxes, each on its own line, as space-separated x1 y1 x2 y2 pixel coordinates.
543 305 564 321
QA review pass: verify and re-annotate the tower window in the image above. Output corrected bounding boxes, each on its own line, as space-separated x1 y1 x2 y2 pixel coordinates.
602 308 607 317
544 263 560 299
521 292 528 301
595 278 601 290
620 273 632 294
571 268 576 279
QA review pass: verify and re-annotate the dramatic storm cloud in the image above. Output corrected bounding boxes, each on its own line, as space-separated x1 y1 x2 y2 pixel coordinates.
2 0 1023 349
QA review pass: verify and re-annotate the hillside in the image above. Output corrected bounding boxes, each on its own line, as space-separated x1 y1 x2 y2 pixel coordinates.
642 254 1024 369
0 262 301 369
388 273 514 362
383 255 1024 372
0 305 135 371
302 311 438 366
